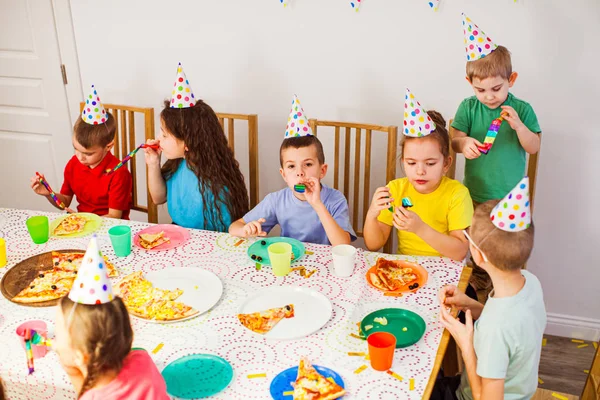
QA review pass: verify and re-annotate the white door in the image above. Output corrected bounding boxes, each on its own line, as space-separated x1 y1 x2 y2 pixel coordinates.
0 0 75 211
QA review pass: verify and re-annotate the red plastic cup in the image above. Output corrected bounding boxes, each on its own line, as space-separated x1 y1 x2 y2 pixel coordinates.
16 320 49 359
367 331 396 371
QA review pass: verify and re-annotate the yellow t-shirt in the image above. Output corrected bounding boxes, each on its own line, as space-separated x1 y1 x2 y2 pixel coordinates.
377 176 474 256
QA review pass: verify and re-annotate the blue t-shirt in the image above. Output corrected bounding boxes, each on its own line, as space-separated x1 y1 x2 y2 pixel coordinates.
165 160 232 232
243 185 356 245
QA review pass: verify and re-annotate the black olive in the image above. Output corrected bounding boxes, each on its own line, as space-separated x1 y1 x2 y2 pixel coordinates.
54 262 59 266
30 285 35 289
412 283 419 289
257 256 263 262
51 285 57 290
38 274 44 278
251 254 257 260
67 259 72 263
285 305 291 311
261 240 266 245
73 271 77 274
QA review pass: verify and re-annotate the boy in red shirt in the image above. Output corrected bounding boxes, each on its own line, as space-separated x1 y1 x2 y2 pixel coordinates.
31 85 132 219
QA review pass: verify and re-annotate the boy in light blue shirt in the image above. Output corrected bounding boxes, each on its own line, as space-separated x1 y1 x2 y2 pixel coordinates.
229 95 355 246
437 177 546 400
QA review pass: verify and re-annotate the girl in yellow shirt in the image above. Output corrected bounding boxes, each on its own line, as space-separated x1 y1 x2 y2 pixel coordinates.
364 91 473 260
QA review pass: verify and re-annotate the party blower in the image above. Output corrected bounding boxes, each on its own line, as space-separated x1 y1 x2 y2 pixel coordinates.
105 143 160 174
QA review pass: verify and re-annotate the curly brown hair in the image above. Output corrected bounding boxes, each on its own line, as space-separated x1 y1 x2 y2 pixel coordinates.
160 100 249 231
59 296 133 399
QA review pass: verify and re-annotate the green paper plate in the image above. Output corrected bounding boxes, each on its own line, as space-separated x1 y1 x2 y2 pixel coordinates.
247 237 305 266
360 308 426 348
162 354 233 399
49 213 102 238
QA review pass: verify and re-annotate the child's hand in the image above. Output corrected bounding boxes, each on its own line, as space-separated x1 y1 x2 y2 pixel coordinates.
392 206 424 234
30 174 50 196
302 177 323 207
143 139 161 166
439 285 472 312
243 218 267 238
440 306 474 353
500 105 525 131
461 137 483 159
367 186 393 219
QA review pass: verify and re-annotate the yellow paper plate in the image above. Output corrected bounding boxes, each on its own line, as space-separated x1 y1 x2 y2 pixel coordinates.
50 213 102 238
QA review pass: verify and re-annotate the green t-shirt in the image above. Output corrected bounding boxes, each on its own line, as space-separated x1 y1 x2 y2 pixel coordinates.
451 93 541 203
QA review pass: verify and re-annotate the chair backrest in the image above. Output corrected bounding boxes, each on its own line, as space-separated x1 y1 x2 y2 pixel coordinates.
308 119 398 254
216 113 259 209
79 102 158 223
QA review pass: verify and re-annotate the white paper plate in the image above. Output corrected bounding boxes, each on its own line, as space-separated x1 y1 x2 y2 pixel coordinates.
135 267 223 324
238 286 332 340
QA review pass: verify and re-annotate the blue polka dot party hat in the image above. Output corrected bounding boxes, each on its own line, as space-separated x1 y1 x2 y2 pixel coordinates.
170 62 196 109
350 0 362 12
490 177 531 232
68 235 114 305
279 0 289 7
284 95 313 138
403 88 436 137
81 85 108 125
462 13 498 61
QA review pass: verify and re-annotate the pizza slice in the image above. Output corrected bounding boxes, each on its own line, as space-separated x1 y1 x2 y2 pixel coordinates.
12 275 75 304
52 251 118 277
53 214 89 236
238 304 295 334
292 357 346 400
138 232 170 250
143 298 198 321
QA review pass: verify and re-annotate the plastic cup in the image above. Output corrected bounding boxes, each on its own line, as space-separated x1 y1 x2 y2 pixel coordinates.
331 244 356 277
0 237 6 267
108 225 132 257
16 320 49 359
268 242 292 277
26 216 49 244
367 332 396 371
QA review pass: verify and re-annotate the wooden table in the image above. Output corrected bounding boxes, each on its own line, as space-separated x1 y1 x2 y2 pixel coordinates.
0 208 469 399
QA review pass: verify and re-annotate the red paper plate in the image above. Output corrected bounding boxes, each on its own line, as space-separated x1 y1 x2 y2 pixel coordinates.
365 259 428 294
133 224 190 251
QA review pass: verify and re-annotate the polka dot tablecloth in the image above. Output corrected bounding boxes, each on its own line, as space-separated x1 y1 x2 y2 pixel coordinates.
0 209 466 399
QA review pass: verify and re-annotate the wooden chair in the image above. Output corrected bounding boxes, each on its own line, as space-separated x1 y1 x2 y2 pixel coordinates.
216 113 259 209
308 119 398 254
79 103 158 223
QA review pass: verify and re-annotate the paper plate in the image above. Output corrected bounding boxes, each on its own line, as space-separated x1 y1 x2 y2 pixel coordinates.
162 354 233 399
133 224 190 251
238 286 332 340
270 365 345 399
130 267 222 323
360 308 426 348
49 213 102 238
365 259 428 295
247 237 305 266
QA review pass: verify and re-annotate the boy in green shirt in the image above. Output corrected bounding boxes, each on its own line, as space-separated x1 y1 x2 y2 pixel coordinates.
451 14 541 204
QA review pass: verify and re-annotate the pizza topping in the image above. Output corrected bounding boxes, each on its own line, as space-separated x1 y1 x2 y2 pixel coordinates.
38 274 44 278
369 258 420 292
292 358 346 400
238 304 295 334
51 285 57 290
364 325 373 331
53 214 89 236
374 317 388 326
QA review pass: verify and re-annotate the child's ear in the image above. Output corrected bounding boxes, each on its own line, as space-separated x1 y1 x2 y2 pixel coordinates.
443 155 453 174
73 349 88 371
470 243 489 266
319 163 328 179
105 140 115 152
508 72 518 87
279 167 285 180
465 76 472 85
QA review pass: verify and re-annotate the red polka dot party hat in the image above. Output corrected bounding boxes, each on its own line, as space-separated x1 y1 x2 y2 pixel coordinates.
462 13 498 61
403 88 436 137
81 85 107 125
350 0 362 12
490 177 531 232
428 0 440 11
170 62 196 109
68 235 114 305
284 95 313 138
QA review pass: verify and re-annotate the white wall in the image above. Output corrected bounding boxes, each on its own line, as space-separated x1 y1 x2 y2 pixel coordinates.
69 0 600 338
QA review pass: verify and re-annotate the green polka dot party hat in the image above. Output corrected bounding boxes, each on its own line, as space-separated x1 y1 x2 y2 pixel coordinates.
170 62 196 109
284 94 313 138
403 88 436 137
491 177 531 232
68 235 114 305
462 13 498 61
81 85 107 125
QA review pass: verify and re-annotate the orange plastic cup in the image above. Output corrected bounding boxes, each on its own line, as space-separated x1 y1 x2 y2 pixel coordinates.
367 331 396 371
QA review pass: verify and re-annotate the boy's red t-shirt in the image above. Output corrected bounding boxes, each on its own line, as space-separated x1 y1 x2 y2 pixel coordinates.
60 152 132 219
79 350 169 400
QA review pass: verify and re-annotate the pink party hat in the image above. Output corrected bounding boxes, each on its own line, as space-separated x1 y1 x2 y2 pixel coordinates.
81 85 107 125
170 63 196 109
284 95 313 138
68 236 114 305
350 0 362 11
490 177 531 232
403 88 436 137
462 13 498 61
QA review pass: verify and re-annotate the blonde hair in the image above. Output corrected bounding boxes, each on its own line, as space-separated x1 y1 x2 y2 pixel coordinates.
471 200 534 271
466 45 512 81
60 296 133 398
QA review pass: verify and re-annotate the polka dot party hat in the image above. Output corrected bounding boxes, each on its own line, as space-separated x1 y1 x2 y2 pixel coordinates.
428 0 440 11
490 177 531 232
81 85 107 125
462 13 498 61
170 62 196 109
68 235 114 305
284 95 313 138
279 0 289 7
403 88 436 137
350 0 362 12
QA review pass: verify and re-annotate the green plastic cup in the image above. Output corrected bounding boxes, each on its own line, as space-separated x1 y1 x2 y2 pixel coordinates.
26 216 49 244
108 225 131 257
268 242 292 277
